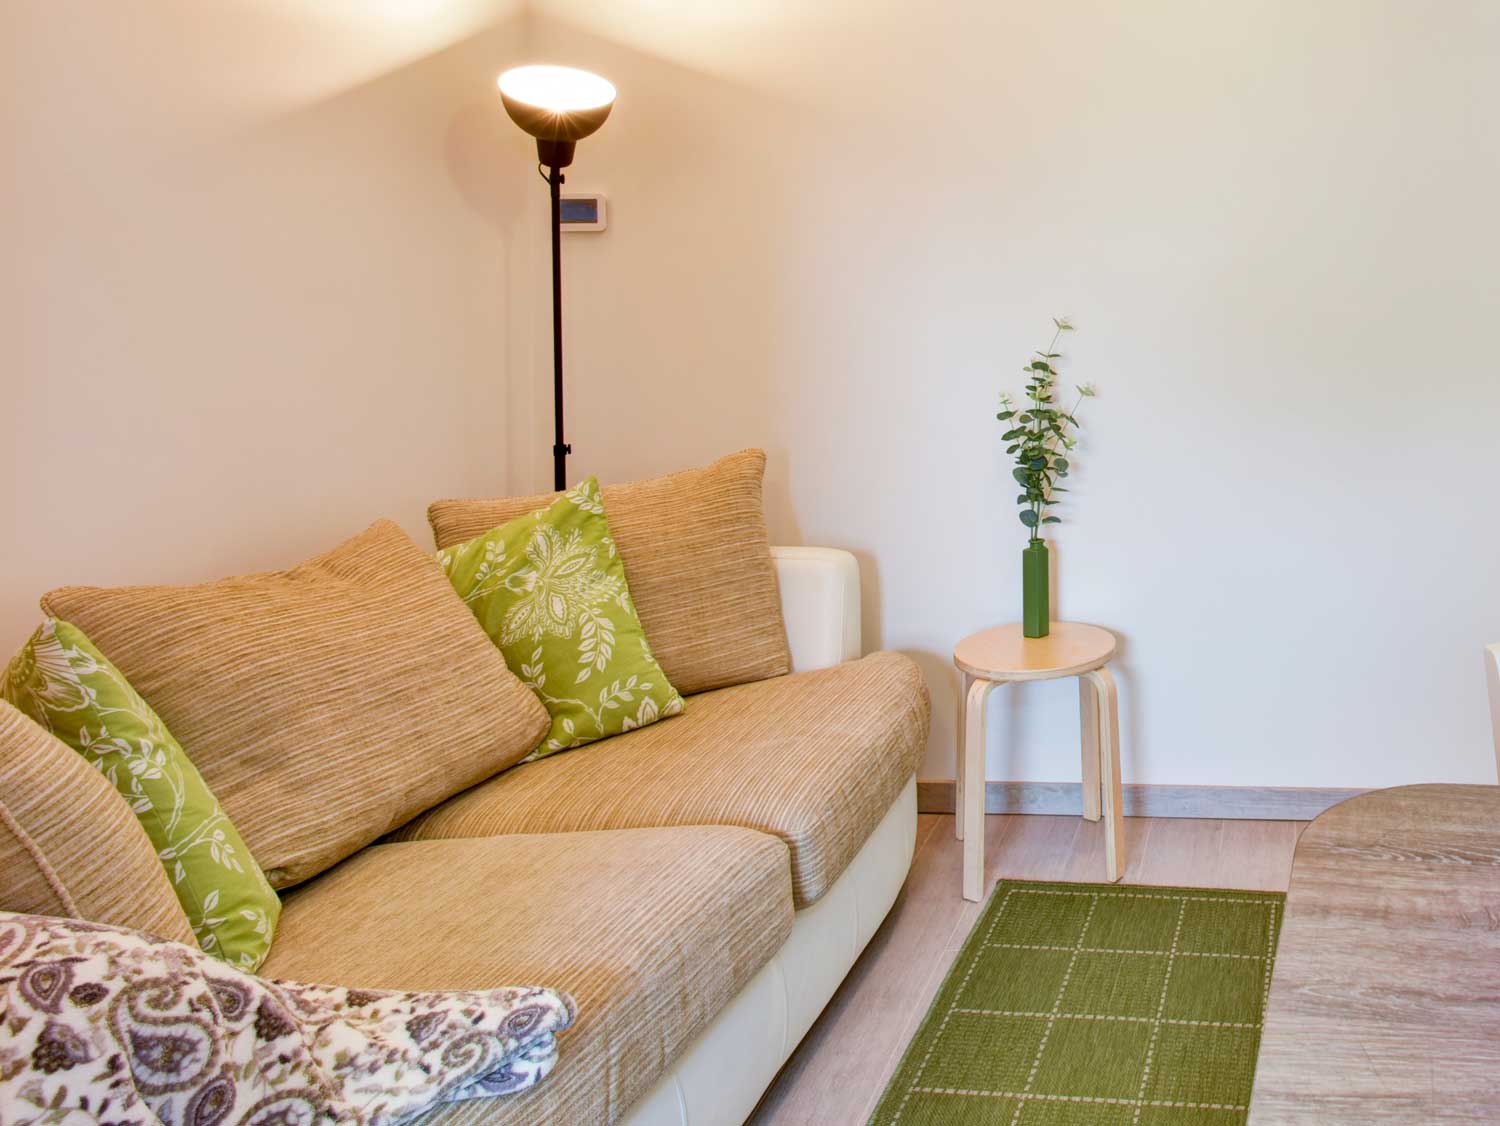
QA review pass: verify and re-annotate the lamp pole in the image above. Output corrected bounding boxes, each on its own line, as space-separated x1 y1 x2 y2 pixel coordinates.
548 161 568 491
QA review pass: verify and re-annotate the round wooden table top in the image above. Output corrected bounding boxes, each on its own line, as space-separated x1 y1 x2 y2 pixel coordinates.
954 622 1116 682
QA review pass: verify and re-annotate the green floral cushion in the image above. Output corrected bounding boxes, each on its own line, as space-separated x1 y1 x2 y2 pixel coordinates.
438 478 684 759
2 619 280 970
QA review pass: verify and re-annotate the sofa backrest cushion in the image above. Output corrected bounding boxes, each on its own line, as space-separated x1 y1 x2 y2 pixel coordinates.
0 699 196 944
429 450 791 696
41 520 551 889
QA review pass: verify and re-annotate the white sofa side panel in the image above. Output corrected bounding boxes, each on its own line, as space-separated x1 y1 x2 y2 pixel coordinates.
621 776 917 1126
770 547 861 672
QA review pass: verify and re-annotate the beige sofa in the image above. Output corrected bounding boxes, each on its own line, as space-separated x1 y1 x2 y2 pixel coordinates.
1 526 929 1126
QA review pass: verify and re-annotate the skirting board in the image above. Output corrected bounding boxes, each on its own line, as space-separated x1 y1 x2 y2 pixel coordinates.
917 780 1366 821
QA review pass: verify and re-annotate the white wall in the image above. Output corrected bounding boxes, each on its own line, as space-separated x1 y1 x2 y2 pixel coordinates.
7 1 1497 793
517 0 1500 789
1 0 540 650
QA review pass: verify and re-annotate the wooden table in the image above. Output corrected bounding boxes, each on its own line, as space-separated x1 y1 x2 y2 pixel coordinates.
953 622 1124 901
1251 784 1500 1122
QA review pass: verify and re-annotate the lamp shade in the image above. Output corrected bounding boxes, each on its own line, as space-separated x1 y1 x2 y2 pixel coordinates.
498 65 615 143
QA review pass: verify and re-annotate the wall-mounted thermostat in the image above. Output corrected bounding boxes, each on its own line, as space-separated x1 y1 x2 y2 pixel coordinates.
560 194 607 232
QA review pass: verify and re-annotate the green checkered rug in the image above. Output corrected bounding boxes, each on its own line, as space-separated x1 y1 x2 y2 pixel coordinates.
870 881 1284 1125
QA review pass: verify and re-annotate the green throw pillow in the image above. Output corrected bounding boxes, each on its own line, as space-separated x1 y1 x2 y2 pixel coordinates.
439 478 684 759
2 619 280 970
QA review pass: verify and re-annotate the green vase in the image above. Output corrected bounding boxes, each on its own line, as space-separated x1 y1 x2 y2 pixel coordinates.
1022 540 1049 638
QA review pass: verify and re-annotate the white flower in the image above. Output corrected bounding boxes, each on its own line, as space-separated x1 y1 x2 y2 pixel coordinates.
1077 383 1097 397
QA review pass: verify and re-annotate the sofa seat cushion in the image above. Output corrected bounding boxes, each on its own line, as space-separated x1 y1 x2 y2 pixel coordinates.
261 827 794 1126
391 651 932 908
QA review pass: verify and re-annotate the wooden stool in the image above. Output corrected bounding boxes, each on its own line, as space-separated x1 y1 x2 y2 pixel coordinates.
953 622 1123 901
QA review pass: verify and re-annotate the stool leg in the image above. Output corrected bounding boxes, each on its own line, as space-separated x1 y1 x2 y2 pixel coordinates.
963 678 997 901
956 672 972 840
1079 677 1101 822
1083 667 1124 882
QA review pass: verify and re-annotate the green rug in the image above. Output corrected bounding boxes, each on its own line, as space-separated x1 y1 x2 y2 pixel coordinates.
870 881 1284 1125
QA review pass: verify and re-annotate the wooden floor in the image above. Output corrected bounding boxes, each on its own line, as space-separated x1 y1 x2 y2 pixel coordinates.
749 811 1305 1126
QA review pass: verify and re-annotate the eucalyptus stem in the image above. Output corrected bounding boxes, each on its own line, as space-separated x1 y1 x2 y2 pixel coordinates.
996 318 1096 542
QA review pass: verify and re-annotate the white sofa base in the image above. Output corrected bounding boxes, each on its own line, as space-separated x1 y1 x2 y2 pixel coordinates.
622 774 918 1126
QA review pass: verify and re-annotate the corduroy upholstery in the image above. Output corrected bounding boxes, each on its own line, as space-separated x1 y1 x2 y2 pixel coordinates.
428 449 791 695
0 699 196 944
262 827 794 1126
392 652 931 908
41 521 550 889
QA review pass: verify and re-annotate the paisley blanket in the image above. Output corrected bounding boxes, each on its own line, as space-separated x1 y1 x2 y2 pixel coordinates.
0 913 575 1125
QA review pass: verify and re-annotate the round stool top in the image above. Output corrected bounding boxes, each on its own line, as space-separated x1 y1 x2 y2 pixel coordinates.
954 622 1116 682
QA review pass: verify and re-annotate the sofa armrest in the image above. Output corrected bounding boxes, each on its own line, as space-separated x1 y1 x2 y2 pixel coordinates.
1487 643 1500 783
771 547 861 672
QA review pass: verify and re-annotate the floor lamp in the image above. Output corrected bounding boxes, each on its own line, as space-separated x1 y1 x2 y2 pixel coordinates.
498 64 616 491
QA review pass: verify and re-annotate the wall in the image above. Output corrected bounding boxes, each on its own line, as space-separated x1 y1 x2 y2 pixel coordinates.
7 1 1497 793
518 0 1500 789
1 0 541 651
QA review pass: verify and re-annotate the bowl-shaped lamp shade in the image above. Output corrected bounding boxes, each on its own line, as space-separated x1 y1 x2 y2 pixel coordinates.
499 65 615 144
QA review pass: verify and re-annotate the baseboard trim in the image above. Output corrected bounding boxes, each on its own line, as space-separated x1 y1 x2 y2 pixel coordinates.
916 780 1366 821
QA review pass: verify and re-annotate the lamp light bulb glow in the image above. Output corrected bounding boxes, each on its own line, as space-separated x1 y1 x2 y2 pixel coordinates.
498 65 615 112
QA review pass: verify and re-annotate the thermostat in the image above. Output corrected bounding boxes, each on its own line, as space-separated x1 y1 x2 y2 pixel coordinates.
560 194 607 231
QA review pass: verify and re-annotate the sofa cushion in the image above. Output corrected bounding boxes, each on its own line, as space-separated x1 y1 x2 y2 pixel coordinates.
41 520 550 889
392 652 931 908
437 478 684 759
0 699 196 945
429 449 791 695
262 827 794 1126
4 619 280 969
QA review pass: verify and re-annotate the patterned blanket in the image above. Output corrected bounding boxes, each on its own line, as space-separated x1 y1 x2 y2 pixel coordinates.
0 912 575 1125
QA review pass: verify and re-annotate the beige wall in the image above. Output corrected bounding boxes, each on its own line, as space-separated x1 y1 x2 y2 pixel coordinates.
8 2 1499 792
2 0 540 650
520 0 1500 788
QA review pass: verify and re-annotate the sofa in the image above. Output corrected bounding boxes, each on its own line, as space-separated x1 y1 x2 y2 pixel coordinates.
0 454 931 1125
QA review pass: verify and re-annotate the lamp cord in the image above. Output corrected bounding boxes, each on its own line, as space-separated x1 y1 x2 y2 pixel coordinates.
536 162 565 186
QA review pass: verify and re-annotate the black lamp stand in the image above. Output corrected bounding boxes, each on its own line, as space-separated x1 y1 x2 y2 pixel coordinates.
539 138 576 492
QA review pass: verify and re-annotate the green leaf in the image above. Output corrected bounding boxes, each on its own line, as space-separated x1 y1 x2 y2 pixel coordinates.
1012 467 1030 485
1016 494 1029 505
1053 458 1069 472
1019 510 1039 527
998 410 1015 420
1042 516 1062 524
1028 457 1047 470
